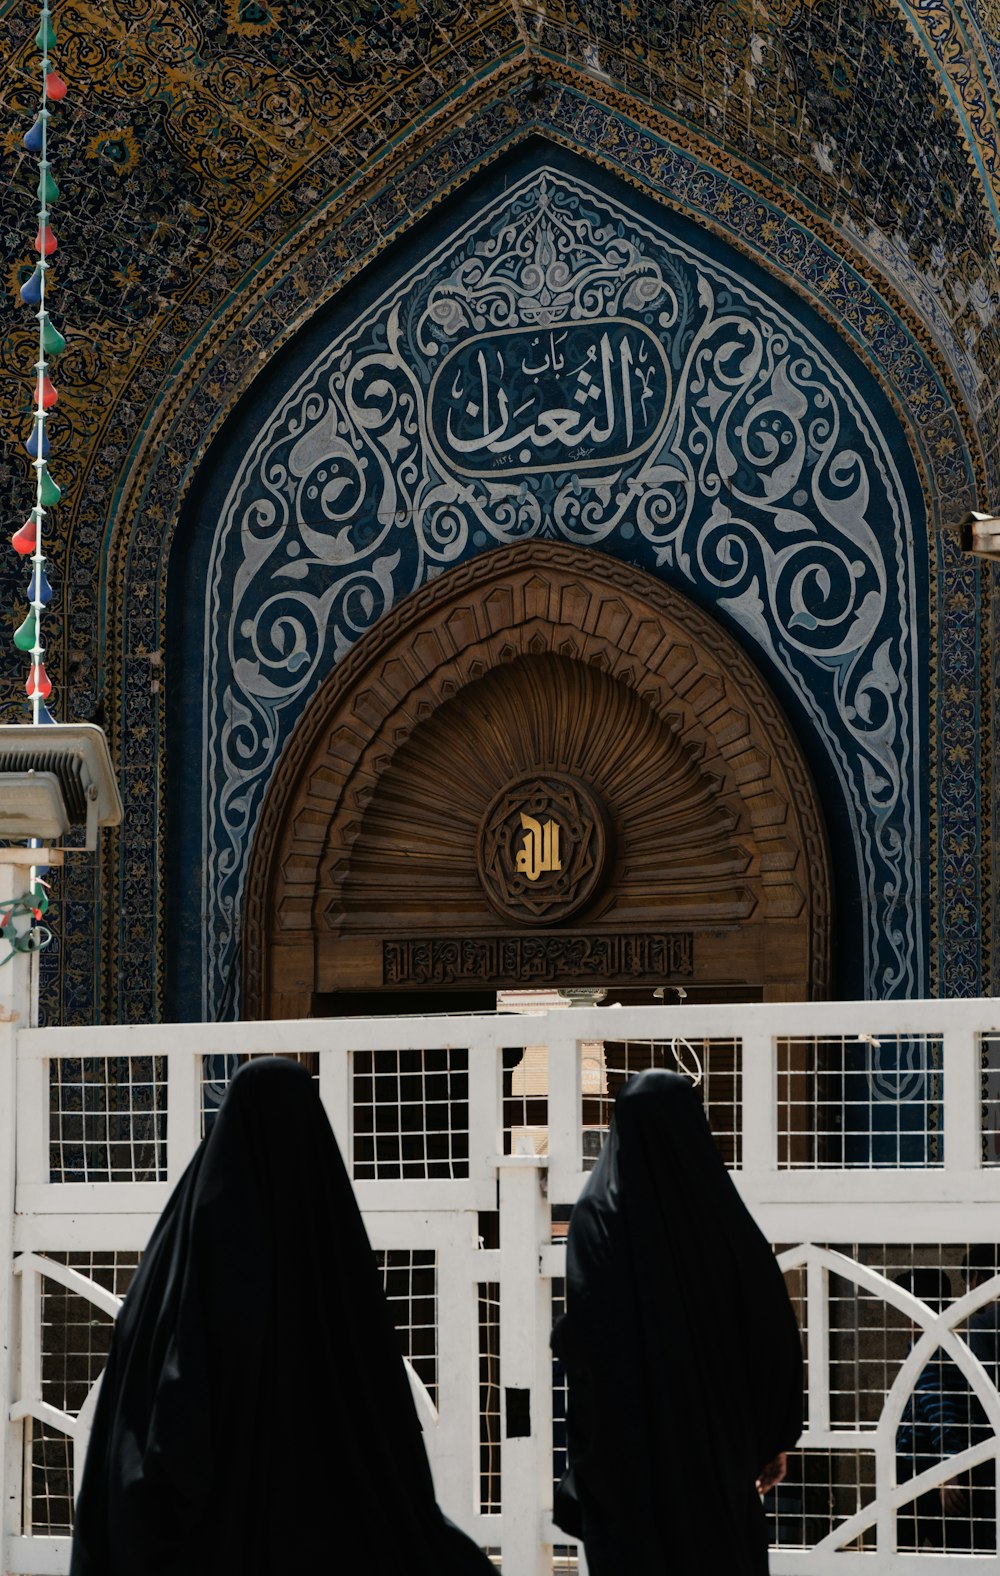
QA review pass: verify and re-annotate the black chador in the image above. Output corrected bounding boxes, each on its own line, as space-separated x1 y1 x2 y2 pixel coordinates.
552 1068 803 1574
70 1057 494 1576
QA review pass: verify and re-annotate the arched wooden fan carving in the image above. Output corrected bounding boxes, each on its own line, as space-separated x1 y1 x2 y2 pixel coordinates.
242 543 830 1014
334 652 755 933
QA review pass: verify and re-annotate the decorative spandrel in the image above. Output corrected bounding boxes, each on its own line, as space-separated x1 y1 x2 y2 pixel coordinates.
477 773 609 924
207 163 922 1016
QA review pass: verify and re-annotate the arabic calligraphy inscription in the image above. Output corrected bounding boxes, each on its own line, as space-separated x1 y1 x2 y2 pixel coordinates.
516 814 562 882
428 319 670 476
382 933 695 987
478 774 609 924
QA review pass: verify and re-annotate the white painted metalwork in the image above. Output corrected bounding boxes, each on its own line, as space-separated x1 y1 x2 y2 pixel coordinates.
4 994 1000 1572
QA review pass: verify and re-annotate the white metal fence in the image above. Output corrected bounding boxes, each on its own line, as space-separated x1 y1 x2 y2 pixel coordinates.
4 997 1000 1573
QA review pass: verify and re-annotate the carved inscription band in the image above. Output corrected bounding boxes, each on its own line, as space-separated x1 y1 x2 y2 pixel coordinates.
383 933 694 987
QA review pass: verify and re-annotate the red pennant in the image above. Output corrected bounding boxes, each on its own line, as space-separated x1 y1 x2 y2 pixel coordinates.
34 226 57 256
12 518 37 554
44 72 67 101
26 663 52 700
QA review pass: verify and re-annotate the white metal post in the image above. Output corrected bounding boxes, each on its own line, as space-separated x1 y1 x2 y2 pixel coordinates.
0 852 39 1570
497 1156 551 1576
319 1042 352 1157
942 1025 979 1171
546 1026 582 1201
427 1218 483 1533
466 1033 503 1187
741 1029 777 1175
0 1013 19 1573
165 1044 202 1183
806 1254 831 1435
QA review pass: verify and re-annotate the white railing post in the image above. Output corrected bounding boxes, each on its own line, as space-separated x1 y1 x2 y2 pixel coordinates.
319 1041 352 1157
466 1032 502 1182
498 1155 551 1576
0 1016 19 1568
0 851 38 1569
546 1025 582 1199
942 1024 979 1171
740 1029 777 1174
430 1220 483 1532
166 1046 202 1183
806 1254 830 1435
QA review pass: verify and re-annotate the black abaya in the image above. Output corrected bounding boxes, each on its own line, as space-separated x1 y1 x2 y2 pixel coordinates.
70 1057 494 1576
552 1068 802 1574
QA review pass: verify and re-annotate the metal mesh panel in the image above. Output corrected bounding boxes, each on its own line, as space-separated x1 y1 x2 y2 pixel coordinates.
769 1243 999 1553
552 1277 568 1493
553 1241 1000 1554
49 1057 167 1181
354 1047 470 1180
580 1036 741 1169
18 1254 141 1536
25 1249 433 1538
777 1035 944 1168
25 1420 74 1537
503 1043 548 1156
766 1447 877 1551
552 1549 579 1571
377 1248 437 1404
478 1281 501 1514
41 1252 139 1415
200 1050 319 1134
981 1035 1000 1165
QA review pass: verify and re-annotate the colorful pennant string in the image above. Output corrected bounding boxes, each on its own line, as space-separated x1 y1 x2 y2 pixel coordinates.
7 2 70 962
10 5 72 742
11 0 68 729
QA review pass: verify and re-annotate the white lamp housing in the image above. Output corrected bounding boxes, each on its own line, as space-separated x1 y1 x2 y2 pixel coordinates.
0 724 123 848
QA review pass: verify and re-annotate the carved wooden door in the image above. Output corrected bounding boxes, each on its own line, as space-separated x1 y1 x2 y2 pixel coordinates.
243 544 830 1017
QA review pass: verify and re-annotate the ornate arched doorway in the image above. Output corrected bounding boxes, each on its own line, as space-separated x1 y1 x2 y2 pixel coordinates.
242 544 829 1017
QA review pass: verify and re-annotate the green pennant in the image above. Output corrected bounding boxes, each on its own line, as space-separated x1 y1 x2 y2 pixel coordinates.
38 465 61 506
13 610 37 653
41 317 66 356
37 165 59 206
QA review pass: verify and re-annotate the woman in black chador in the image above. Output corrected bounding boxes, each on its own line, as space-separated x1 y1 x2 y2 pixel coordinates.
552 1068 802 1574
70 1057 494 1576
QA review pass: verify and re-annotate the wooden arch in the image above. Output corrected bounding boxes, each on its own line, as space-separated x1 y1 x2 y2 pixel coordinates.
242 543 830 1016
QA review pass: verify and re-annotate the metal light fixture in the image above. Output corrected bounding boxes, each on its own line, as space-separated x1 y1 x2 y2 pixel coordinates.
0 723 122 847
